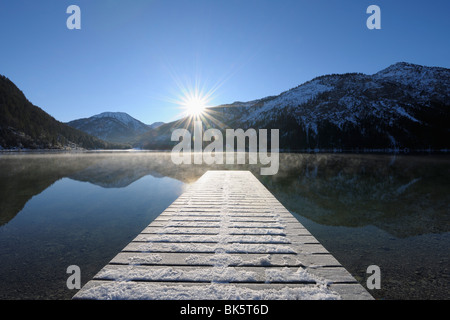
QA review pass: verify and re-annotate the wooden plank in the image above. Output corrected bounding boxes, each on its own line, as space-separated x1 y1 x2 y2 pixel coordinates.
72 280 341 300
73 170 373 300
120 242 298 254
109 252 305 267
91 265 320 284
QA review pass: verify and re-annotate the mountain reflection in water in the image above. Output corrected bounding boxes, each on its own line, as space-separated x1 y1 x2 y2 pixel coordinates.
0 152 448 300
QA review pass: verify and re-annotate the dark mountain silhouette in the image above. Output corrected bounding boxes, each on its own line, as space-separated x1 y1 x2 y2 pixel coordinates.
0 75 129 150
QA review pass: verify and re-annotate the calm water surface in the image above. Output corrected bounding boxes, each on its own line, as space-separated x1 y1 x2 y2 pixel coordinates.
0 152 448 300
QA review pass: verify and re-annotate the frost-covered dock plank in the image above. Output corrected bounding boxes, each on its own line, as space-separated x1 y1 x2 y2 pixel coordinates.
73 170 373 300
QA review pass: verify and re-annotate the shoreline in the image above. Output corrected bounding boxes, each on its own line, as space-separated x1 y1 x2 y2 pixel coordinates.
1 148 449 155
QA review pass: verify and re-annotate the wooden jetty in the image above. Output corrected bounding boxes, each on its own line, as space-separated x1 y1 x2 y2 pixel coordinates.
73 170 373 300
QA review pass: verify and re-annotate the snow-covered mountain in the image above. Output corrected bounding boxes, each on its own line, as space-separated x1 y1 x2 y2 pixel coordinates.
67 112 162 144
139 62 449 151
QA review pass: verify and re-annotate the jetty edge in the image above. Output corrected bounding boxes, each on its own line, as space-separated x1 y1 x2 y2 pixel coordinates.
73 170 373 300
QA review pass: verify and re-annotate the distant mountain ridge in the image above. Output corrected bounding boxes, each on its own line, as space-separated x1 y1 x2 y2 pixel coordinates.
67 112 163 144
138 62 450 151
92 112 148 129
67 112 163 143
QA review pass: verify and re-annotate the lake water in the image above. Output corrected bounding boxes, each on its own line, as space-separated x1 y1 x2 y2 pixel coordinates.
0 152 448 300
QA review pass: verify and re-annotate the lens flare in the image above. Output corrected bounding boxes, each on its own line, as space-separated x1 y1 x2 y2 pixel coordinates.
181 94 208 117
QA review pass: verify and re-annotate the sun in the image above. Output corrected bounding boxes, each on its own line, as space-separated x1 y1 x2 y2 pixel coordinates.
182 95 207 117
178 87 212 118
167 76 221 121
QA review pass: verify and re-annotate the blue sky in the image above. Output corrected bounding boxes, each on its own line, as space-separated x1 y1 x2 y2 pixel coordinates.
0 0 449 124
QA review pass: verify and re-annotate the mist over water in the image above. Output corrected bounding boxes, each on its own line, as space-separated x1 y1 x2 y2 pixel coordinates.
0 152 448 299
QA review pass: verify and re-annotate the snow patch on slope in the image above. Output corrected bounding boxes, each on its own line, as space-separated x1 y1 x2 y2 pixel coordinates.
92 112 148 130
243 82 334 123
